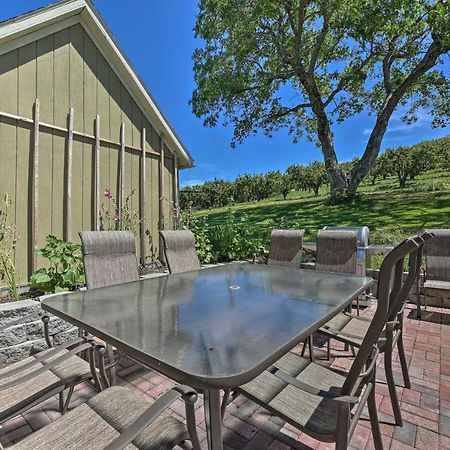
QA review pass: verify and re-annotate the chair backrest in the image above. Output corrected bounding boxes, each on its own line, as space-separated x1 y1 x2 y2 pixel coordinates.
424 228 450 281
387 231 434 321
267 229 305 268
342 236 421 395
79 231 139 289
159 230 201 274
315 229 357 274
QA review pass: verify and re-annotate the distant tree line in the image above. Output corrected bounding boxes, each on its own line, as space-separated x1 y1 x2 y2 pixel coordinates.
181 135 450 210
368 136 450 188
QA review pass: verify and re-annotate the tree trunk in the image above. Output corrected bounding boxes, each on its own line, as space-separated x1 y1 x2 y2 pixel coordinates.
398 172 407 188
326 40 444 199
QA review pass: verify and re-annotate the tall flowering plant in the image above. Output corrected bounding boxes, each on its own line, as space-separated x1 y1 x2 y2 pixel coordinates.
99 188 141 235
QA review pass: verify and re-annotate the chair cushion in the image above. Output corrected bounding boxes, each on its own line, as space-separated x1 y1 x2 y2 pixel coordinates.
239 352 348 440
0 347 91 422
11 386 188 450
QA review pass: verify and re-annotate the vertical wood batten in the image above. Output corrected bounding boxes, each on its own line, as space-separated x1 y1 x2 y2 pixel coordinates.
64 107 74 241
119 122 125 215
31 99 40 273
94 114 100 230
173 156 179 219
140 127 147 265
158 134 165 261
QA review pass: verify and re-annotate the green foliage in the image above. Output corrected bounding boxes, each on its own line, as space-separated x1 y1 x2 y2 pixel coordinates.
181 159 330 209
177 208 214 264
0 194 19 301
30 235 85 293
191 0 450 195
208 209 265 262
192 169 450 268
179 208 265 263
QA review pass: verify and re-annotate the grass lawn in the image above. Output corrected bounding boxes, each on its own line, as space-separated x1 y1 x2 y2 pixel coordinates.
193 170 450 244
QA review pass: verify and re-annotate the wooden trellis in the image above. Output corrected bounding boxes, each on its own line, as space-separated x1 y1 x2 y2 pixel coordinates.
0 98 177 272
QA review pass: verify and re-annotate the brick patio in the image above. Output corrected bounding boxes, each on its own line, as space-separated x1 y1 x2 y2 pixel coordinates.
1 302 449 449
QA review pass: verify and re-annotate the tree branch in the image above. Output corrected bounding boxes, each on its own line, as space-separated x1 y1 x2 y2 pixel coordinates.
308 5 330 74
266 102 312 121
352 37 448 188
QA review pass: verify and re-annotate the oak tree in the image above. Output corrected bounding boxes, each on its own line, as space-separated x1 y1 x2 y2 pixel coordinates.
191 0 450 200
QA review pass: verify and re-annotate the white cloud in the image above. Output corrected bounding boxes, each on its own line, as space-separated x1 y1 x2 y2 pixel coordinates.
181 179 205 187
362 109 432 136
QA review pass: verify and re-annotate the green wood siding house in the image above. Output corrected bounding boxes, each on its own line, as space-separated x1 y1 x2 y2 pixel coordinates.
0 0 194 282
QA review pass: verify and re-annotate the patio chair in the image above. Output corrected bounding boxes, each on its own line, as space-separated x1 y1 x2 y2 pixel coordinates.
315 229 358 274
159 230 201 274
79 230 140 385
232 237 422 450
267 229 305 268
79 231 140 289
4 379 201 450
0 315 93 424
301 229 358 360
421 228 450 313
316 232 432 426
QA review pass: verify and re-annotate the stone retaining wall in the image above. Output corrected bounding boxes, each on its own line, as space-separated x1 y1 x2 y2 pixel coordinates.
0 297 78 364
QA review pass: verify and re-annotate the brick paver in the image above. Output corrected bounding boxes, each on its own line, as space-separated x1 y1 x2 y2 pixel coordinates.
0 302 449 449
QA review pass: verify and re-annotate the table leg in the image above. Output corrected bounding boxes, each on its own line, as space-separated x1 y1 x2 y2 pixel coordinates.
204 388 223 450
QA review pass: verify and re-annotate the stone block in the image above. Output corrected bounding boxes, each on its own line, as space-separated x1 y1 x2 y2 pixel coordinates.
0 296 80 364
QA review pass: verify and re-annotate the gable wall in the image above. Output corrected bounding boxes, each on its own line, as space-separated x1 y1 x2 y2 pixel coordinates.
0 24 175 282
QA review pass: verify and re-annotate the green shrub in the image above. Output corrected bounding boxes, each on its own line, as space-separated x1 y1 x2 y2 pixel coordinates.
30 235 85 293
179 208 265 263
178 211 214 264
208 210 263 262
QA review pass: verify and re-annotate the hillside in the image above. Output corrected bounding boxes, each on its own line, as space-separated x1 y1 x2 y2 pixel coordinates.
193 169 450 244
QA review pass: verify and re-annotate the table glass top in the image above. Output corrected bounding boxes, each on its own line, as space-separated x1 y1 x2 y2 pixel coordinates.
42 264 372 385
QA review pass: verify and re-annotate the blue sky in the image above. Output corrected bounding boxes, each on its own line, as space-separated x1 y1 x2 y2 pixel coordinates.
2 1 449 187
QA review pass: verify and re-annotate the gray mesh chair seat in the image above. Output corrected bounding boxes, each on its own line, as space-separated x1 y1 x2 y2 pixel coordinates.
319 312 370 347
0 346 91 423
159 230 201 274
239 352 353 439
9 386 197 450
267 229 305 268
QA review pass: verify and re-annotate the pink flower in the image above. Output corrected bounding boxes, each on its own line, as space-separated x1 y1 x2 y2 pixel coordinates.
113 214 120 222
104 188 113 199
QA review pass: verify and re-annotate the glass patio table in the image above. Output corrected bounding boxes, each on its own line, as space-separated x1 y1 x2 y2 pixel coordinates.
42 263 372 450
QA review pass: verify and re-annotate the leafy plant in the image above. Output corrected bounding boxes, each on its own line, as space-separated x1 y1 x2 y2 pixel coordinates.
178 208 214 264
30 235 85 293
205 209 265 262
0 194 19 301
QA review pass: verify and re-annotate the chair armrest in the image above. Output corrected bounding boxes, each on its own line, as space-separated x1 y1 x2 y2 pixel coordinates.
268 366 358 405
104 385 199 450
